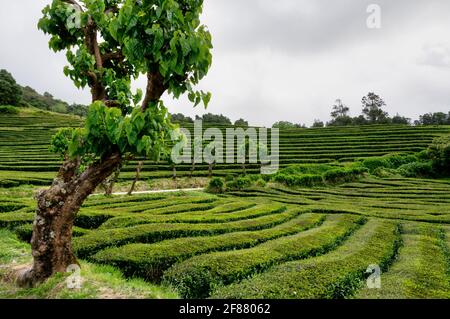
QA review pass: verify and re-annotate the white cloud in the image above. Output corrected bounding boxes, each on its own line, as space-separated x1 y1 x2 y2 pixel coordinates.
2 0 450 126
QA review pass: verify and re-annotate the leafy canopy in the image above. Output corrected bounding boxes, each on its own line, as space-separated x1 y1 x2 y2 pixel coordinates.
39 0 212 162
0 69 22 106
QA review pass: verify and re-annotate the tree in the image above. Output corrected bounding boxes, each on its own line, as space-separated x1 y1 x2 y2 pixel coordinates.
127 161 144 195
432 112 448 125
197 113 231 125
361 92 388 123
171 113 193 123
18 0 212 287
272 121 303 129
330 99 349 118
312 120 324 128
0 69 22 106
328 99 352 126
67 103 89 117
391 113 410 125
351 115 368 126
234 118 249 127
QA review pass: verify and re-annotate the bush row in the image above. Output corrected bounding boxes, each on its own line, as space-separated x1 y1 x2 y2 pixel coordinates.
92 212 325 282
212 220 401 299
163 214 366 298
99 203 286 229
73 206 300 259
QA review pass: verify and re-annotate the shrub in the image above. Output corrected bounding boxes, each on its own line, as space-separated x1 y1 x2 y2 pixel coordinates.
397 162 435 178
207 177 225 194
0 105 19 114
428 136 450 176
226 176 253 190
361 153 417 173
255 178 267 188
0 69 22 106
323 168 366 184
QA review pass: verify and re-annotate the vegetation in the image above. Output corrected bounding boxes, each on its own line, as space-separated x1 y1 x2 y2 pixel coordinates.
0 70 22 106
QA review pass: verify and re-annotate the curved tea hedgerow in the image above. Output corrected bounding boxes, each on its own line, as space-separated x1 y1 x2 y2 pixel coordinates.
163 214 366 298
91 212 325 281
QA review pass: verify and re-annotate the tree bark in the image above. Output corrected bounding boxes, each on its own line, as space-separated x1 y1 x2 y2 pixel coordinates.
17 152 122 287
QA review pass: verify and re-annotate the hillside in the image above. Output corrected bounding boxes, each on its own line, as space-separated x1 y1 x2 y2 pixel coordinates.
1 108 449 187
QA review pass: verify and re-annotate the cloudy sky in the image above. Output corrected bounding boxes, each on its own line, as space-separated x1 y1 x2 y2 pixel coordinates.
1 0 450 126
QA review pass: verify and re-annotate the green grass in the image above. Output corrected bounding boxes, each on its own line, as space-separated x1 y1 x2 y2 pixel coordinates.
0 229 178 299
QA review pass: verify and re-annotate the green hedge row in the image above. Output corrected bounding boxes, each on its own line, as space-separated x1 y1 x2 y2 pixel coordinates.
212 220 401 299
99 203 286 229
73 206 300 259
14 224 90 242
357 223 450 299
163 214 366 298
92 212 325 282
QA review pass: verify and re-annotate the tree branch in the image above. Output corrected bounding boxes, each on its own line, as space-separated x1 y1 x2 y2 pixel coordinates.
141 71 166 111
62 0 84 12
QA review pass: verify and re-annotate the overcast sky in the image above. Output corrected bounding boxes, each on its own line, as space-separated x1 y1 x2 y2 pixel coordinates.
1 0 450 126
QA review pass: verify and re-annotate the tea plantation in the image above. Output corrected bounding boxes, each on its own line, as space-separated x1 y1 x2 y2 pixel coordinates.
1 109 449 186
0 108 449 299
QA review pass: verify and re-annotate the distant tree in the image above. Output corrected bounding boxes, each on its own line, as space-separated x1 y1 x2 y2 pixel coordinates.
51 103 68 114
234 118 249 127
199 113 232 125
272 121 304 129
432 112 448 125
312 120 324 128
391 114 411 125
419 113 433 125
417 112 450 125
352 115 368 126
67 103 88 117
362 92 388 123
0 69 22 106
328 99 352 126
330 99 349 118
171 113 194 123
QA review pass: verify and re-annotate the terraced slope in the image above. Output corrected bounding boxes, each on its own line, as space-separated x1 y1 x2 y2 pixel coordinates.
1 110 449 186
1 177 449 299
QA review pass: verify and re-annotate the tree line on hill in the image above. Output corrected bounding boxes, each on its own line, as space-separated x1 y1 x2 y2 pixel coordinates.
0 69 89 116
1 69 449 127
276 93 450 129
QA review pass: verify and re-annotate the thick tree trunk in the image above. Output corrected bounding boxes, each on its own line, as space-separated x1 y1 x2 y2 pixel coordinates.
17 152 121 287
127 161 143 196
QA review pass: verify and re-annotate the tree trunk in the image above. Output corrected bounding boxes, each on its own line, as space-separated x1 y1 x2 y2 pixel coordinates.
190 162 195 178
172 166 177 180
105 167 121 196
127 161 143 196
208 163 215 178
17 152 122 287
